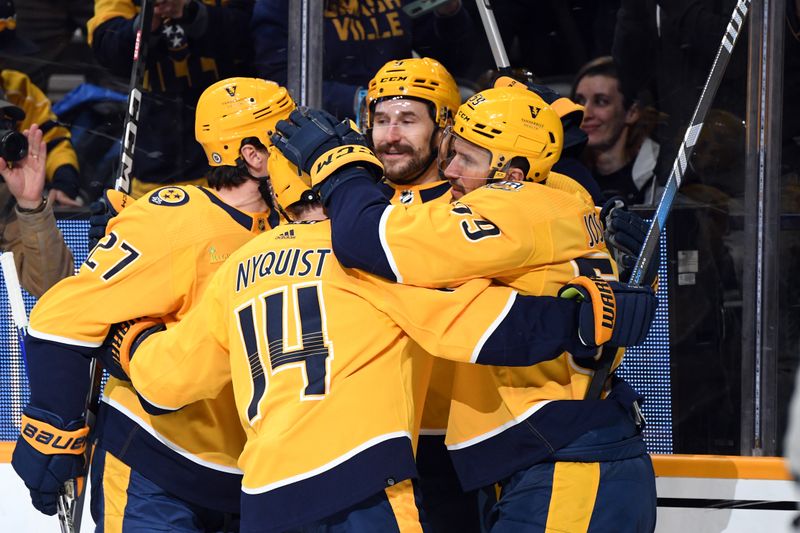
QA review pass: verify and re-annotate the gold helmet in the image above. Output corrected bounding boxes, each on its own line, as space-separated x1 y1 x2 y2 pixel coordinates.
195 77 295 167
365 57 460 129
449 86 563 182
266 147 317 211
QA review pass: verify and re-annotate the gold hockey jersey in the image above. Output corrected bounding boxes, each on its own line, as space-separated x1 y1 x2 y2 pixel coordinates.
27 185 275 512
328 173 624 489
380 179 454 437
127 219 569 532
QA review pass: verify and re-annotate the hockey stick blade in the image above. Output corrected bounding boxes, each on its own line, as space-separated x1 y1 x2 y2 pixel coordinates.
586 0 752 400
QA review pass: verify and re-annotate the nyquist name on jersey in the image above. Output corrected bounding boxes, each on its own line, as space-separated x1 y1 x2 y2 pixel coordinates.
236 248 332 292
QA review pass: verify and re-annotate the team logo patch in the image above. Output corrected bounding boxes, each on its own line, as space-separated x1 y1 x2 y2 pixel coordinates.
486 181 524 192
225 85 237 97
529 105 541 118
149 187 189 207
399 190 414 204
211 152 223 164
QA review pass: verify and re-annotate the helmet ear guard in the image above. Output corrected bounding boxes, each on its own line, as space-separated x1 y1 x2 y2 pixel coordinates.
196 77 296 167
266 147 318 212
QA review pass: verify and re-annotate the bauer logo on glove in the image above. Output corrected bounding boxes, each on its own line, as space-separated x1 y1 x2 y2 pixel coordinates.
20 416 88 455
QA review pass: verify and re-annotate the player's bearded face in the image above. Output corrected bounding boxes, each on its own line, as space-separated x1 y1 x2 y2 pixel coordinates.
440 131 493 200
371 99 436 185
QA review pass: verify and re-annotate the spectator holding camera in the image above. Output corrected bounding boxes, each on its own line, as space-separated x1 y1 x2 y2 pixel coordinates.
0 104 74 297
0 0 84 207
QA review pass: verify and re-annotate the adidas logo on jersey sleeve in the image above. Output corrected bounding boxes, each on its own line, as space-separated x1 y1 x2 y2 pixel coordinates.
275 229 296 240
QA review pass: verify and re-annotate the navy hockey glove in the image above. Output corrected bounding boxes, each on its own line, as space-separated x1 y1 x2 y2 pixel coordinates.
271 107 384 203
271 107 366 174
559 276 657 349
600 197 659 286
11 406 88 515
97 318 166 380
88 189 131 249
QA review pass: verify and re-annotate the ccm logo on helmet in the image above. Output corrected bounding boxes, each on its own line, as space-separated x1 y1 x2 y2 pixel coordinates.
380 76 407 82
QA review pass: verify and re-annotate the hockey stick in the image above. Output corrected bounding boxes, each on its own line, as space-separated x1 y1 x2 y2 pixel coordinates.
0 254 81 532
474 0 511 74
115 0 154 194
59 2 156 531
584 0 752 399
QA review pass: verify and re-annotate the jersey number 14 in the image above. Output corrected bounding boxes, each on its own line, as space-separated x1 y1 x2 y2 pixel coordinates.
236 282 333 425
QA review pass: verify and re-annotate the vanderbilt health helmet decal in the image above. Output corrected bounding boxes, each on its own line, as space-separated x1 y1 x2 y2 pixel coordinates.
150 187 189 207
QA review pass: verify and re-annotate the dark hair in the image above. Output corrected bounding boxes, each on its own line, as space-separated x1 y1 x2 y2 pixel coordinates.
571 56 634 110
572 56 662 165
206 137 266 190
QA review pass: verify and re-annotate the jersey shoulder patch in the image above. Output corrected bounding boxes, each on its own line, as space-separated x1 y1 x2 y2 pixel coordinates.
484 180 525 192
148 186 190 207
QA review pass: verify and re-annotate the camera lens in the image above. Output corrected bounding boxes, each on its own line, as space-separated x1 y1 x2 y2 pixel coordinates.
0 129 29 162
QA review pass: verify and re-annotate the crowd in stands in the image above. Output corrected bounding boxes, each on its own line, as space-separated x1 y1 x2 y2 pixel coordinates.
0 0 795 210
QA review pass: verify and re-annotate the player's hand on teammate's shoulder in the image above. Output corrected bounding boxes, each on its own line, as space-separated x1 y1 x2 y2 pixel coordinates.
559 276 657 350
97 317 166 380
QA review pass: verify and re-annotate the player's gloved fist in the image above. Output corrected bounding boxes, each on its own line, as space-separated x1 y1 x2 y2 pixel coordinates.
88 189 131 249
271 107 357 174
98 317 166 380
271 108 383 204
11 406 88 515
600 197 659 286
559 276 657 349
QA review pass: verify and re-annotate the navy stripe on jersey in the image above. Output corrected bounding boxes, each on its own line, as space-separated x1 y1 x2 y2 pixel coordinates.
96 403 242 514
419 181 451 203
473 295 593 366
137 392 182 416
23 336 94 422
327 174 397 281
196 186 257 231
377 181 395 199
447 395 636 490
240 435 417 532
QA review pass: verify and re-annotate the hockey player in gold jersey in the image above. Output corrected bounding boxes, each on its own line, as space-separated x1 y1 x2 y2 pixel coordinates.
11 77 294 531
270 85 659 531
364 57 481 532
99 141 656 532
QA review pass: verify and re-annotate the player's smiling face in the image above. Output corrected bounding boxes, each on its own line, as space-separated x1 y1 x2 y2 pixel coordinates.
441 133 492 200
371 98 437 185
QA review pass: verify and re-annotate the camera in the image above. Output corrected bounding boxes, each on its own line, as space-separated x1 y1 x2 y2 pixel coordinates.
0 129 28 162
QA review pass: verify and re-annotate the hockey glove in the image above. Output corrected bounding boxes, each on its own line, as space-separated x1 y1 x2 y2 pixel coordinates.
270 107 383 203
11 406 88 515
271 107 361 174
600 197 659 287
88 189 131 249
98 318 166 380
559 276 657 349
